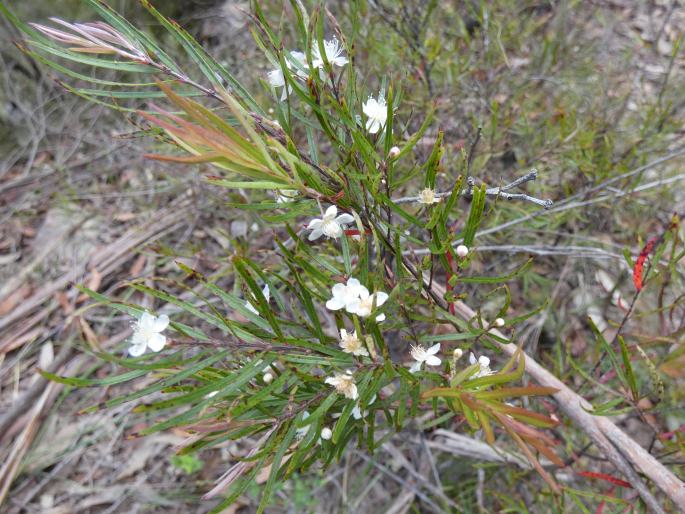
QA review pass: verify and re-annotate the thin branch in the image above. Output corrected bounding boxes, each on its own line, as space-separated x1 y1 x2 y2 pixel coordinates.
393 168 553 208
470 147 685 242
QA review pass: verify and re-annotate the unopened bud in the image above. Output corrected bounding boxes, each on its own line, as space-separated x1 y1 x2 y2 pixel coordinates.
493 318 505 328
453 348 463 360
388 146 401 159
263 372 274 384
320 427 333 440
456 245 469 258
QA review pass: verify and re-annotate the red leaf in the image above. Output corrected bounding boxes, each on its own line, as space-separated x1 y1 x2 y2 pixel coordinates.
633 237 658 291
578 470 632 488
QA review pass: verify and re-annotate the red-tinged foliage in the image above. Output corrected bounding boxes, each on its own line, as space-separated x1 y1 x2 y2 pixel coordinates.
633 237 658 291
633 214 681 291
578 470 632 488
658 423 685 441
343 228 372 237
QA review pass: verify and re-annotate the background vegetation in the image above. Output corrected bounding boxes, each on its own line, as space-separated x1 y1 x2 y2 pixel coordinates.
1 0 684 512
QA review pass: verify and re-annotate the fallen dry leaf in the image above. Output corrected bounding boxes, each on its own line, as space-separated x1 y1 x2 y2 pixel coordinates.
0 284 32 316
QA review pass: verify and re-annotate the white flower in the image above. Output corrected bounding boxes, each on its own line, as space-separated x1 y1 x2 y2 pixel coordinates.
312 37 348 68
307 205 354 241
326 278 389 322
408 343 442 373
129 311 169 356
267 51 309 100
320 427 333 440
469 352 494 378
456 245 469 258
288 51 308 77
339 329 368 357
346 287 389 322
296 411 311 440
326 277 365 311
325 370 358 400
245 284 270 315
352 394 376 420
363 94 387 134
418 188 441 204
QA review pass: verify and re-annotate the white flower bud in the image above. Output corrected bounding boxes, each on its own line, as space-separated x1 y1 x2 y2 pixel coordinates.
388 146 401 159
453 348 463 360
493 318 505 328
263 371 274 384
320 427 333 440
456 245 469 258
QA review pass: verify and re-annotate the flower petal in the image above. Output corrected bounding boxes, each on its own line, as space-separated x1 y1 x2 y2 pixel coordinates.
147 333 166 352
374 292 389 306
347 278 361 288
427 343 441 355
409 361 421 373
267 68 284 87
345 299 361 314
153 314 169 332
130 329 148 346
245 301 259 315
425 355 441 367
128 343 147 357
469 352 477 365
375 313 386 322
138 311 155 331
326 297 346 310
324 205 338 218
306 218 322 230
363 99 377 116
335 213 354 225
351 404 362 420
308 228 323 241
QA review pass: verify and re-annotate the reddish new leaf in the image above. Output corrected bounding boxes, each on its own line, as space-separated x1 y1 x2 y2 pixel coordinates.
578 470 632 488
633 237 658 291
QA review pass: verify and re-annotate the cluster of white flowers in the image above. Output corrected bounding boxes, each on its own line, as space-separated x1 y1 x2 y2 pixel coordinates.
267 38 347 100
307 205 354 241
326 277 388 322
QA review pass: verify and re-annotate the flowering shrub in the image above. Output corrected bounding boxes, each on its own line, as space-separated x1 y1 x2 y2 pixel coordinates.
5 1 566 511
